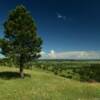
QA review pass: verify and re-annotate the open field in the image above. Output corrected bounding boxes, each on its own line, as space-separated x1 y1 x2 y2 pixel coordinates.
0 66 100 100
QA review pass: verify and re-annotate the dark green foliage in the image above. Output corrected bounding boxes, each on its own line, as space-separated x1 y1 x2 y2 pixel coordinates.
78 64 100 82
0 5 42 77
32 60 100 82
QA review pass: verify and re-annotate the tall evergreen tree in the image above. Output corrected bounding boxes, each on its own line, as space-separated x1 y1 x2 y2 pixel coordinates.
0 5 42 78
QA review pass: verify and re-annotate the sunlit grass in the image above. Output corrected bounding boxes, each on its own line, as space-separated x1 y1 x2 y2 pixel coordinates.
0 67 100 100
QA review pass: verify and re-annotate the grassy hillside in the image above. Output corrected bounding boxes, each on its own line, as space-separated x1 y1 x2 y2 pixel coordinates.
0 67 100 100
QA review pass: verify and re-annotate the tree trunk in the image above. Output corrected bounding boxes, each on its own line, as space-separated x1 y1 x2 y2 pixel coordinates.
19 54 24 78
19 65 24 78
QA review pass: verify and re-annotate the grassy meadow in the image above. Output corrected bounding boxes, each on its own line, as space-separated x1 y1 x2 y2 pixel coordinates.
0 65 100 100
0 3 100 100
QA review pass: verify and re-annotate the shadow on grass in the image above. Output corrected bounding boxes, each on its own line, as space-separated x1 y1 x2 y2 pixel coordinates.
0 71 31 80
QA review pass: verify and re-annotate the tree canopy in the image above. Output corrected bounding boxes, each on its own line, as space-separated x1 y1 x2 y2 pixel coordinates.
0 5 42 78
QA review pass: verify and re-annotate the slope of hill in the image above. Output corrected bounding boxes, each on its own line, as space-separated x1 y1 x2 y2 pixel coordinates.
0 67 100 100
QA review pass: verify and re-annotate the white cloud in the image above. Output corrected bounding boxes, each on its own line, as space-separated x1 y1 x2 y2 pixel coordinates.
57 13 66 20
48 50 56 58
0 54 5 59
40 51 46 55
40 50 100 59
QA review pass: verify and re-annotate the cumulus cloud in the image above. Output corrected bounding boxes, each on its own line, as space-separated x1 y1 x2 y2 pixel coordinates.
40 50 100 59
40 51 46 55
48 50 56 58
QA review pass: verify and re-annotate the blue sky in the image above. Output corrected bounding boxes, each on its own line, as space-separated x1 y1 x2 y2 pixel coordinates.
0 0 100 59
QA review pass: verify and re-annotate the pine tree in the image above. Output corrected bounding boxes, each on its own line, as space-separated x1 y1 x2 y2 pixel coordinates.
0 5 42 78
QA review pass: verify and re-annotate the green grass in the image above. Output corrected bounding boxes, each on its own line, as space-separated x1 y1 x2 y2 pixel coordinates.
0 67 100 100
